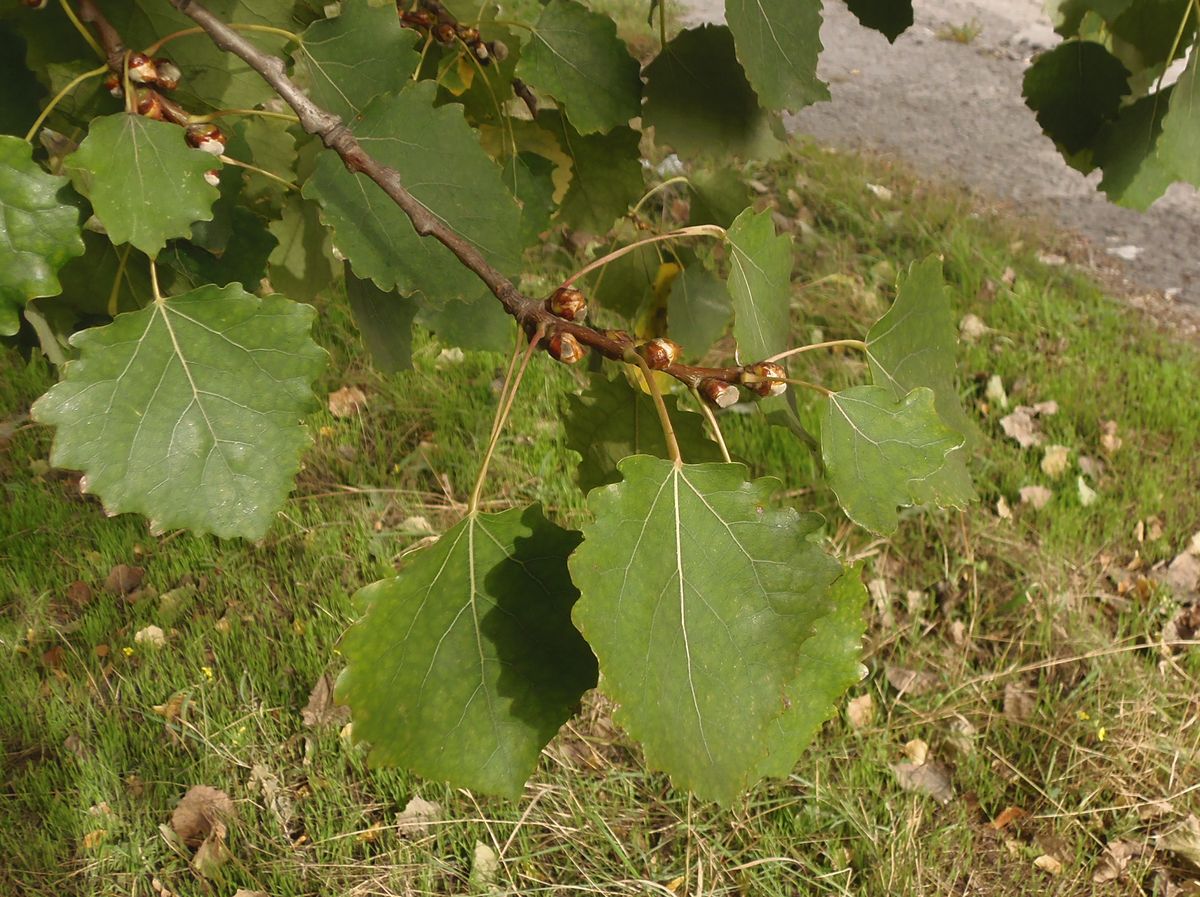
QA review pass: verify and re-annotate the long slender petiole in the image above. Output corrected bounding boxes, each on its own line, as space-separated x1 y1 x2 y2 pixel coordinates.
763 338 867 365
691 388 731 463
59 0 106 61
628 351 681 465
143 23 302 57
23 64 108 143
217 155 299 191
468 324 547 513
190 108 300 124
562 224 726 289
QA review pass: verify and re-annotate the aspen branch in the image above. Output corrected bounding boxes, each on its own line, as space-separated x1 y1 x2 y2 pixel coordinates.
161 0 766 393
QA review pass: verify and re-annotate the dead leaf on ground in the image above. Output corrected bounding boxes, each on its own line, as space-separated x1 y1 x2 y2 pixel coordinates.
105 564 145 595
1093 839 1145 884
301 673 351 729
232 891 270 897
996 496 1013 520
1079 455 1105 480
470 840 500 888
1003 682 1037 721
891 757 954 804
170 785 234 848
947 716 977 755
986 374 1008 410
135 625 166 647
249 764 293 830
1078 476 1098 507
1100 420 1122 455
1041 445 1071 478
1159 815 1200 867
192 833 232 879
960 313 989 342
1162 551 1200 598
903 738 929 765
1019 485 1053 510
65 580 93 607
885 664 937 696
1034 854 1064 875
846 693 875 730
396 795 442 836
1000 407 1043 448
990 806 1027 830
327 385 367 418
82 829 107 850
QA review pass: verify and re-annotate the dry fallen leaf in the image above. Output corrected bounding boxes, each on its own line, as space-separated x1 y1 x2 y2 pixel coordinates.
986 374 1008 410
232 891 270 897
1163 551 1200 597
1100 420 1122 455
846 693 875 730
1034 854 1063 875
1158 815 1200 867
1003 682 1037 721
1041 445 1071 478
470 840 500 888
327 385 367 418
65 580 93 607
990 806 1027 830
1078 455 1105 480
1019 485 1053 510
171 785 234 848
192 833 232 879
134 625 166 647
1093 839 1144 884
891 758 954 804
396 795 442 836
885 664 937 696
996 496 1013 520
959 313 989 342
82 829 107 850
301 673 351 729
947 716 977 755
1078 476 1098 507
1000 407 1043 448
105 564 145 595
903 738 929 765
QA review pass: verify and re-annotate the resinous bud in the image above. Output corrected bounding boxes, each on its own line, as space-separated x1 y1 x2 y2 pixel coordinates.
546 286 587 322
742 361 788 397
637 337 680 370
548 332 586 364
186 123 226 156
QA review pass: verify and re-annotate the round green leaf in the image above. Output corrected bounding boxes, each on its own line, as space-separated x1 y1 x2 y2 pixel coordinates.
32 284 326 540
516 0 642 135
570 457 842 803
336 505 598 797
725 207 793 363
1022 40 1130 158
726 0 828 111
66 113 220 257
0 134 85 335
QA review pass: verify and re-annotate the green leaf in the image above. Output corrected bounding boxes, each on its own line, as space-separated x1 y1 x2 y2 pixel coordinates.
866 256 975 445
66 114 220 257
512 152 557 247
821 385 966 535
294 2 421 123
345 263 417 374
866 257 977 506
1094 88 1176 208
570 457 842 803
842 0 913 41
32 285 326 540
0 25 46 137
0 135 85 335
267 194 338 301
1022 41 1130 159
757 567 867 778
304 82 522 300
589 240 659 319
56 232 153 317
516 0 642 135
541 111 644 234
1108 0 1195 69
726 0 828 111
1158 40 1200 187
668 264 732 355
161 208 278 293
564 374 724 491
415 293 515 352
336 505 597 797
643 26 786 160
725 207 793 362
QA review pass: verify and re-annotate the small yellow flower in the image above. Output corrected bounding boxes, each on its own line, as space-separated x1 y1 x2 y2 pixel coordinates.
1097 726 1107 742
1076 710 1090 721
201 666 214 680
122 646 134 657
319 425 335 438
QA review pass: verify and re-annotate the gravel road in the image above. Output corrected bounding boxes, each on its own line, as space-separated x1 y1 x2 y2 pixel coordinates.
681 0 1200 306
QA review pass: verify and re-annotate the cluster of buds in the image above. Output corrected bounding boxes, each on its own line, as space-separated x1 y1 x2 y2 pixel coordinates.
22 0 49 9
125 53 183 91
740 361 788 397
399 6 507 66
546 286 587 322
636 338 681 371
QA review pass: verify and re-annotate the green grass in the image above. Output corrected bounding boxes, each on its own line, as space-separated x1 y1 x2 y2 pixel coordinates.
3 142 1200 896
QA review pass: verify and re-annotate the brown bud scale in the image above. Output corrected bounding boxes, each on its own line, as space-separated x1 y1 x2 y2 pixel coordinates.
546 286 587 322
699 378 739 408
637 338 680 371
153 59 182 90
127 53 157 84
741 362 788 397
548 332 586 364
